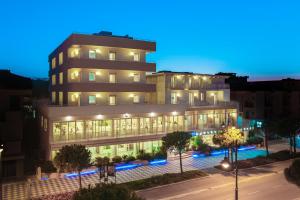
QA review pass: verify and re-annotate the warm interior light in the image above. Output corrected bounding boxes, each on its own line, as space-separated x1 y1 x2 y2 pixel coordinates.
210 93 215 97
96 94 101 98
95 49 101 53
96 114 103 119
129 73 135 77
123 113 130 118
129 52 135 56
202 76 207 81
129 94 134 98
172 111 178 116
193 76 199 79
176 93 181 97
149 112 156 117
65 116 73 121
96 71 101 75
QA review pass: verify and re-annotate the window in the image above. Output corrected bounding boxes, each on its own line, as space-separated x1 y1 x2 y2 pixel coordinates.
52 75 56 85
59 52 63 65
200 92 204 101
89 95 96 104
51 92 56 103
89 72 96 81
51 57 56 69
69 48 80 58
171 76 176 88
59 72 63 84
109 95 116 105
133 73 140 82
171 92 177 104
59 92 63 105
133 53 140 61
89 50 96 59
109 52 116 60
44 118 48 131
133 95 140 103
109 73 116 83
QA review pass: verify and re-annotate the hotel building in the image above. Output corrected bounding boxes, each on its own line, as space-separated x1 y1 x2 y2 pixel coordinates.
39 31 240 160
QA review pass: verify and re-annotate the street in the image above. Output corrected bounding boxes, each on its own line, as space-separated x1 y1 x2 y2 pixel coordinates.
137 160 300 200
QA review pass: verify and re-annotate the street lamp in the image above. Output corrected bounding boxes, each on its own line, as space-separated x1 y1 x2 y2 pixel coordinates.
220 140 238 200
0 144 4 200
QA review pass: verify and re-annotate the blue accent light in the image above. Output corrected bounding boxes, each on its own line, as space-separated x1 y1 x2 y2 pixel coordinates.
191 131 198 137
115 163 143 171
192 153 206 158
238 145 256 151
65 169 98 178
149 159 167 165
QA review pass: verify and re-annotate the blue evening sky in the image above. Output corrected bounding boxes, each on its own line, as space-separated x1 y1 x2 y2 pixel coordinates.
1 0 299 80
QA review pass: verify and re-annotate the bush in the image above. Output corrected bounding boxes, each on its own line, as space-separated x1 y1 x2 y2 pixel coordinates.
153 151 167 160
268 150 291 161
136 150 153 161
112 156 122 163
125 156 136 163
247 136 263 145
73 184 143 200
39 160 57 173
285 158 300 186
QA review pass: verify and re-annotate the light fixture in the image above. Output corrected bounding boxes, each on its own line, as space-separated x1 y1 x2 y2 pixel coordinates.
96 94 101 98
193 76 199 79
95 49 101 53
176 93 181 97
65 116 73 121
202 76 207 81
149 112 156 117
123 113 130 118
129 52 135 56
96 71 101 75
172 111 178 116
129 94 134 98
96 114 103 119
129 73 135 77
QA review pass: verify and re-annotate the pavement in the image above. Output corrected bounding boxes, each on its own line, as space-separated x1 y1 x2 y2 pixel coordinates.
137 160 300 200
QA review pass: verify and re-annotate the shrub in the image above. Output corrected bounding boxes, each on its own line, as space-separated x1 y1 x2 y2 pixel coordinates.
112 156 122 163
136 150 153 161
268 150 291 161
39 160 57 173
125 156 136 163
247 136 263 145
73 184 143 200
153 151 167 160
285 158 300 186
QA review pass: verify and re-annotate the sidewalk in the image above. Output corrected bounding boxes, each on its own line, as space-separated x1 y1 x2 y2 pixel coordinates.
3 148 268 200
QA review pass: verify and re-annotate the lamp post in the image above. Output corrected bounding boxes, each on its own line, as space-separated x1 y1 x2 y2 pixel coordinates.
221 140 239 200
0 144 4 200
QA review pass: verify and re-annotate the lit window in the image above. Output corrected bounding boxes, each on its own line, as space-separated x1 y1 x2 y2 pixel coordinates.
89 95 96 104
133 53 140 61
51 57 56 69
109 95 116 105
109 52 116 61
133 95 140 103
200 92 204 101
51 92 56 103
89 50 96 59
59 92 63 105
109 73 116 83
133 73 140 82
59 52 63 65
70 71 79 80
52 75 56 85
69 48 80 58
171 92 177 104
89 72 96 81
59 72 63 84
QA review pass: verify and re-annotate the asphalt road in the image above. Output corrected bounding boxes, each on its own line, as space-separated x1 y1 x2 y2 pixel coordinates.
138 160 300 200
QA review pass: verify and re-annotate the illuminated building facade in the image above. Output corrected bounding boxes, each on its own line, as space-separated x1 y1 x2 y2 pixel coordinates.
39 31 239 160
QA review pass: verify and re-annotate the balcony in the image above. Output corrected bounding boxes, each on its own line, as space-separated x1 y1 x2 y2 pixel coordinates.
52 58 156 72
52 82 156 92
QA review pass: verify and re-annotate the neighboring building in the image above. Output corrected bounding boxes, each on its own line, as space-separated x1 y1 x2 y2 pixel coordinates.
0 70 32 178
39 32 241 160
219 73 300 121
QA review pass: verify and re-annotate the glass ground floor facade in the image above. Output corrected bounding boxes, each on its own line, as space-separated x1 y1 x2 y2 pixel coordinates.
51 110 237 143
51 140 162 160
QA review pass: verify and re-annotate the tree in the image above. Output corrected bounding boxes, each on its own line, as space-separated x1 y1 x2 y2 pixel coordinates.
222 127 244 164
285 158 300 187
271 117 300 156
162 131 191 174
54 144 91 189
95 157 110 183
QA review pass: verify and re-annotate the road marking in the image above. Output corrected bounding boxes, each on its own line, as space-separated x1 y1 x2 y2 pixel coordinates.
247 190 259 195
156 172 283 200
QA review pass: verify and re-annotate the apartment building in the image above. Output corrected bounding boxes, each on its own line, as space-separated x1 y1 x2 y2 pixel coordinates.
39 32 240 160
